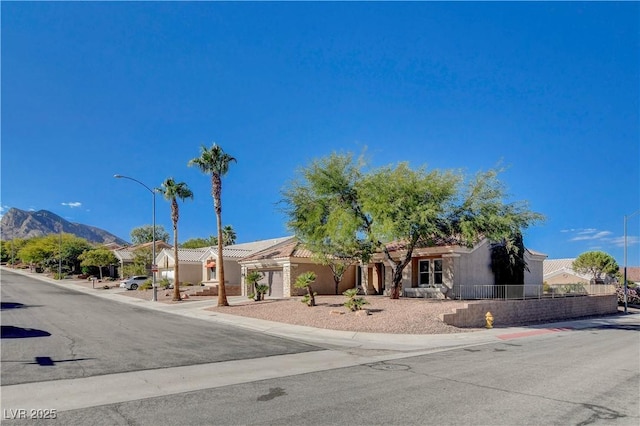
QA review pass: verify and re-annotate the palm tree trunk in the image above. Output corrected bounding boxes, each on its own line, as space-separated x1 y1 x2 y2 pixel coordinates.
172 224 181 301
216 209 228 306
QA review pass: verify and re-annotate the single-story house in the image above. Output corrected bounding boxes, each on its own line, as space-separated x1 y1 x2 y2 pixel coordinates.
364 238 546 298
172 237 295 295
238 237 546 299
113 241 172 278
619 266 640 284
238 238 359 298
544 258 617 285
155 247 210 285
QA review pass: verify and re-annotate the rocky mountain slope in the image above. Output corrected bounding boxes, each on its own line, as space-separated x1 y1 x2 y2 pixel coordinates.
0 208 128 245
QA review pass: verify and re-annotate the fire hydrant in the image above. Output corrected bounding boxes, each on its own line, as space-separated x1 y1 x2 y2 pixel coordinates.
485 311 494 329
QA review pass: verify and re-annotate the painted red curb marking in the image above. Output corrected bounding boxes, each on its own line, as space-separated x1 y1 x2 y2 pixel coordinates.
497 327 573 340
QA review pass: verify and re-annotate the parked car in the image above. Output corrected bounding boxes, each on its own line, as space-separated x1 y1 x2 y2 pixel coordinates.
119 275 148 290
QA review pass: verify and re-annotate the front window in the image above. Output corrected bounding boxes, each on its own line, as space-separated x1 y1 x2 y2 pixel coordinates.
209 267 217 281
419 259 443 286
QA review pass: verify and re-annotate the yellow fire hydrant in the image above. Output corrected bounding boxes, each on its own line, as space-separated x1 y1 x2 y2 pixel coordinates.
485 311 494 329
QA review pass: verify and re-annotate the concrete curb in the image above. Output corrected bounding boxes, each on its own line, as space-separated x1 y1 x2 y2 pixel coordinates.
3 267 638 351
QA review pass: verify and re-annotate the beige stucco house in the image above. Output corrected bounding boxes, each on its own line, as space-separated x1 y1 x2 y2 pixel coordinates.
113 241 172 278
155 247 210 285
543 258 617 285
239 237 546 299
364 239 546 298
238 238 358 298
156 237 294 295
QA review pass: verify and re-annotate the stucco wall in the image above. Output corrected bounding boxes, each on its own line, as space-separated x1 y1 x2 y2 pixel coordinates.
159 264 202 286
524 253 544 285
440 295 618 328
456 241 493 286
290 264 357 296
545 273 589 285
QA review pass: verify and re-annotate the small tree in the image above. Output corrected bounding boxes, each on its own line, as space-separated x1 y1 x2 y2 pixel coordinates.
294 271 317 307
343 288 369 311
130 225 170 245
78 249 118 280
573 251 619 283
246 270 265 301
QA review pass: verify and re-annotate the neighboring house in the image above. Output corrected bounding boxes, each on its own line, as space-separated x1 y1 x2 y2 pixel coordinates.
620 266 640 284
155 247 210 285
364 239 546 298
198 237 294 296
113 241 172 277
238 237 544 299
544 258 617 285
238 238 359 298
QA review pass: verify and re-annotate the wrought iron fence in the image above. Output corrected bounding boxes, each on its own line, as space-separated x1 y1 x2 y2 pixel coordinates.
453 284 617 300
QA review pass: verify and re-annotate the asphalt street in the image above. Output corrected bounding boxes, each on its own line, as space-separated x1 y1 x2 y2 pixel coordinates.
1 269 319 386
1 268 639 425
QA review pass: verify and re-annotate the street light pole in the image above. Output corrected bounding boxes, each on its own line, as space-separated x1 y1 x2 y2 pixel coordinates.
623 209 640 314
114 174 158 302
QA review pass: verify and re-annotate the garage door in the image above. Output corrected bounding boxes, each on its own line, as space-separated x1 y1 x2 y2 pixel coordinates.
259 270 283 298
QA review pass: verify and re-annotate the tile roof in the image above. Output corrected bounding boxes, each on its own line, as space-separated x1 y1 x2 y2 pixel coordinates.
620 267 640 282
157 247 210 263
113 241 173 261
197 237 296 261
543 258 576 276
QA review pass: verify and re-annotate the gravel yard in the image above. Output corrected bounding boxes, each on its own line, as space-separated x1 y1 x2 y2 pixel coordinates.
207 295 480 335
69 278 480 334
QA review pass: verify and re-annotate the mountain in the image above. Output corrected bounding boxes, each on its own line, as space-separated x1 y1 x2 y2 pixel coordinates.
0 208 128 245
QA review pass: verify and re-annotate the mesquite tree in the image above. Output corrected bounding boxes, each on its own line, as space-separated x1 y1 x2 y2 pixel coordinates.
283 152 543 299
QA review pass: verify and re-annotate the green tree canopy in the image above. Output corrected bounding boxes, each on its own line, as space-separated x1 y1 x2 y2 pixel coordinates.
572 251 619 282
17 236 56 267
180 226 236 249
130 224 170 245
78 248 118 280
282 152 544 298
1 238 28 264
181 237 217 249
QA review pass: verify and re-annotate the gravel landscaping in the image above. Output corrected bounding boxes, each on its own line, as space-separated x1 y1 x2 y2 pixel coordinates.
207 295 481 335
66 278 480 334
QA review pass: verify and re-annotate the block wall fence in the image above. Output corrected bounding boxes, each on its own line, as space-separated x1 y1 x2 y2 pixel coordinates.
440 295 618 328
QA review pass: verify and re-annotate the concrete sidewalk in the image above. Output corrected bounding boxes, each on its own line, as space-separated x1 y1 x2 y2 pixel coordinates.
3 267 639 352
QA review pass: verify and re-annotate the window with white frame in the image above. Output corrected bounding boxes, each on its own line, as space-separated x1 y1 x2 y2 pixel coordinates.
418 259 443 286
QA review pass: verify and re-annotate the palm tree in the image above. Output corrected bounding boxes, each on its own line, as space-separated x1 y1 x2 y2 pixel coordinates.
158 178 194 301
188 143 237 306
222 225 237 246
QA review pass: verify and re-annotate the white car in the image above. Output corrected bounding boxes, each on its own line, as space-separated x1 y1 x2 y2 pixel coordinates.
119 276 148 290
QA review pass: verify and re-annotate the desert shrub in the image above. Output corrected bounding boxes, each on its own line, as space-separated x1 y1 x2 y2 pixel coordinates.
295 271 317 307
617 287 640 305
343 288 369 311
159 278 172 289
246 271 266 301
138 280 153 291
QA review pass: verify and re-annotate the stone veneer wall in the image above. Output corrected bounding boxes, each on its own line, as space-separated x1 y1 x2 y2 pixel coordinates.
440 295 618 328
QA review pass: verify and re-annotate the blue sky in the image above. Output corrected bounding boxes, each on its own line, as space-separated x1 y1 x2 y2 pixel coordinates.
2 2 638 265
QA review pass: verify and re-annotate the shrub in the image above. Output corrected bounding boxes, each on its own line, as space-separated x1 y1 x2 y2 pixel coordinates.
294 271 317 307
246 271 266 301
617 287 640 305
138 280 153 291
159 278 172 289
343 288 369 311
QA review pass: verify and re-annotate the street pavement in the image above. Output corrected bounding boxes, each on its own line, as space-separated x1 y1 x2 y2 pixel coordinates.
2 267 639 418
